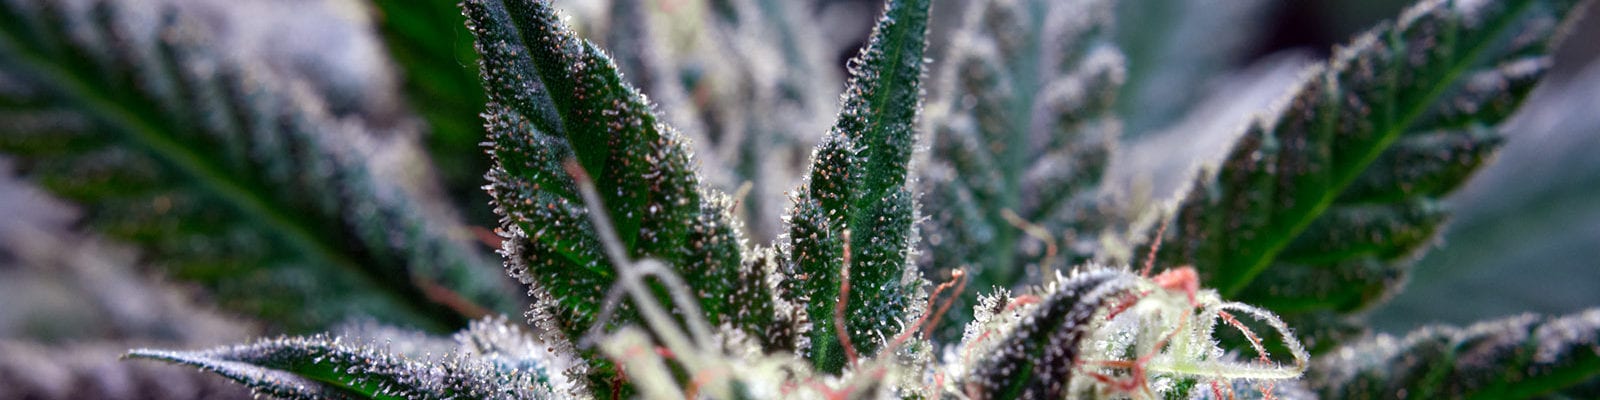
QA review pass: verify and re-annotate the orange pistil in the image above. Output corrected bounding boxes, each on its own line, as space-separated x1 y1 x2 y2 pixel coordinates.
833 230 860 366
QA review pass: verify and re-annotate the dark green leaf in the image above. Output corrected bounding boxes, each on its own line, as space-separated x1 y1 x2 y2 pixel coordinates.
1372 60 1600 332
462 0 779 386
127 317 566 399
1310 308 1600 399
599 0 840 242
776 0 931 373
1146 0 1584 336
921 0 1125 342
0 0 517 331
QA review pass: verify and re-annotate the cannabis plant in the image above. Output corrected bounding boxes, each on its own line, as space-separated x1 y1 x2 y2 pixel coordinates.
2 0 1598 398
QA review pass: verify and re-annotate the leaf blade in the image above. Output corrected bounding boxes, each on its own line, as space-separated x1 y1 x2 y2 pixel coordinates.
126 318 564 400
462 0 781 389
1309 308 1600 399
777 0 932 373
0 0 517 331
1149 0 1584 317
921 0 1126 341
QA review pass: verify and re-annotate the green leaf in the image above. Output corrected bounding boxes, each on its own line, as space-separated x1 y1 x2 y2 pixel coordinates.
1309 308 1600 399
598 0 841 242
0 0 517 331
776 0 931 374
126 317 567 399
1372 61 1600 332
921 0 1125 342
1147 0 1584 327
462 0 778 383
1539 376 1600 400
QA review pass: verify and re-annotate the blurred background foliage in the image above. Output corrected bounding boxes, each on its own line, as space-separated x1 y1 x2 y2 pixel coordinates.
0 0 1596 396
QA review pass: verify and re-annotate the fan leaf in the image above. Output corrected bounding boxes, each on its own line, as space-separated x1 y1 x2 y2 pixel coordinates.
462 0 779 388
776 0 931 374
1310 308 1600 399
1147 0 1584 334
0 0 517 331
126 317 566 400
598 0 841 242
921 0 1125 342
